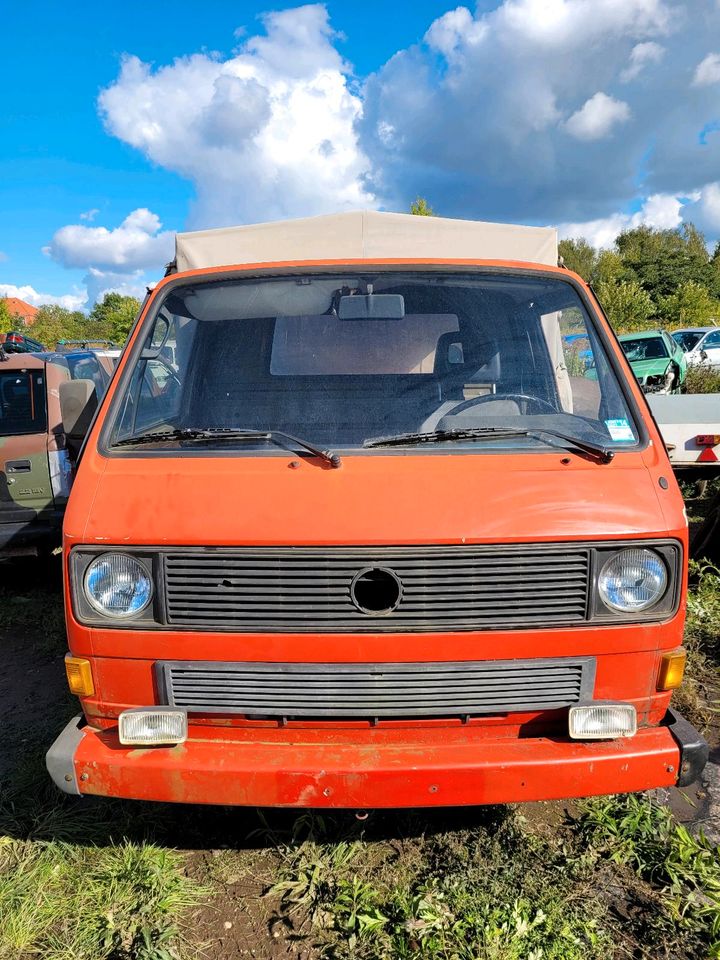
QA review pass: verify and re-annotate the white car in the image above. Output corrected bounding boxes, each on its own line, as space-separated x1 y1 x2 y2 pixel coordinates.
671 326 720 369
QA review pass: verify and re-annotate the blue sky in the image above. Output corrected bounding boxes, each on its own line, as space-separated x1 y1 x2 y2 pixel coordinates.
2 0 720 309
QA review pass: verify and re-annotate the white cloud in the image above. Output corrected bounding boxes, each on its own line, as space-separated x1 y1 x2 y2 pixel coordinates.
693 52 720 86
37 209 171 309
425 7 486 58
44 208 174 271
360 0 720 229
565 92 631 140
493 0 675 47
0 283 87 311
558 191 691 247
620 41 665 82
83 268 149 306
76 0 720 257
98 4 374 228
79 208 100 221
689 181 720 231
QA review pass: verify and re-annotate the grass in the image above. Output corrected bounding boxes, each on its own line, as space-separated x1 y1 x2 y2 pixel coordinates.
0 755 207 960
0 839 197 960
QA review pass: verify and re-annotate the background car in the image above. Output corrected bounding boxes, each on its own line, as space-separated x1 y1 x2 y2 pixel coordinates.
671 326 720 370
617 329 687 394
0 349 110 559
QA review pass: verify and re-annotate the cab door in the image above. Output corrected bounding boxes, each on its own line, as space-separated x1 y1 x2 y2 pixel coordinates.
0 366 54 532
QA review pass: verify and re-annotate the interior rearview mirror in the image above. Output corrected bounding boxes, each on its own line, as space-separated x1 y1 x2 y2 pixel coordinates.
59 379 98 452
338 294 405 320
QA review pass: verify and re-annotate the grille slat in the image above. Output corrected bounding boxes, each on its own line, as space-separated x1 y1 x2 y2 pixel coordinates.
163 545 590 633
159 658 594 718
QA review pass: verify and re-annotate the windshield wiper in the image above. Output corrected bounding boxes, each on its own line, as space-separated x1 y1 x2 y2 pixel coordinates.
112 427 342 467
364 427 614 464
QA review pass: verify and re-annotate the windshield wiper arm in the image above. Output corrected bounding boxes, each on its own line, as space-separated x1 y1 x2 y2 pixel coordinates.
112 427 342 467
364 427 614 463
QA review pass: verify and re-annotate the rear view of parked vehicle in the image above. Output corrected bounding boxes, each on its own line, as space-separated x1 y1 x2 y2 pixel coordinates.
0 349 108 558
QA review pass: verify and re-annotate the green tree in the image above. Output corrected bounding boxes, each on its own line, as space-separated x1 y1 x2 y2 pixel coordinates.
616 224 714 300
658 280 720 327
0 298 12 330
558 238 596 281
593 249 626 286
710 241 720 299
89 292 141 344
594 278 655 332
30 305 87 349
410 197 435 216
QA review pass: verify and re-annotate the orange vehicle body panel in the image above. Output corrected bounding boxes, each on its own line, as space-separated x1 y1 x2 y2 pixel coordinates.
57 258 690 807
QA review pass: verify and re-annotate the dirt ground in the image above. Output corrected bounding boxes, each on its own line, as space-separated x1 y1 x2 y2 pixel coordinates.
1 553 718 959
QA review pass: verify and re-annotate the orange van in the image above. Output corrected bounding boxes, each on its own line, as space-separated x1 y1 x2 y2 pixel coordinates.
46 211 707 807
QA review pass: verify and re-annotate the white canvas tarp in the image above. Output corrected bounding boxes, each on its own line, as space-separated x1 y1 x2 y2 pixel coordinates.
174 211 558 272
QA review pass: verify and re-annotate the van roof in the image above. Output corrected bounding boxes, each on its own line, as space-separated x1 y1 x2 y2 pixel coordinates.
0 351 49 369
173 210 558 274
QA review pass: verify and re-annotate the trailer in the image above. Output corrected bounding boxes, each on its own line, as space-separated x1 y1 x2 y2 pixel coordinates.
647 394 720 480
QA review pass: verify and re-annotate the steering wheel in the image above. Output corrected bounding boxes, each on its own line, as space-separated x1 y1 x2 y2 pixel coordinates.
441 393 558 417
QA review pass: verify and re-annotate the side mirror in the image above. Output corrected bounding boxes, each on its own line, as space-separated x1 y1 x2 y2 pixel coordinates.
700 349 708 360
59 379 97 452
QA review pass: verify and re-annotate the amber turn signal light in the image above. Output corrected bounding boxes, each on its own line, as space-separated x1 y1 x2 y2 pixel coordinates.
657 649 686 691
65 655 94 697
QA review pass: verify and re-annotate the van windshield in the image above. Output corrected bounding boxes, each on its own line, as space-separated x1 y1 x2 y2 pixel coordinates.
108 272 639 453
0 369 48 436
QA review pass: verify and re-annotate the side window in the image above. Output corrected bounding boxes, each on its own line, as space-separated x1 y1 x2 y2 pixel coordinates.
545 309 601 418
70 357 107 395
703 330 720 347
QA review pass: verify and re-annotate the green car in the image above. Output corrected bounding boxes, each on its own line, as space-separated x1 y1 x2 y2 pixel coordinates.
617 329 687 394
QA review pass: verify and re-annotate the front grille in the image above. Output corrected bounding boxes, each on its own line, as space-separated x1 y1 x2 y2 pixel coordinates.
162 544 591 633
157 657 596 718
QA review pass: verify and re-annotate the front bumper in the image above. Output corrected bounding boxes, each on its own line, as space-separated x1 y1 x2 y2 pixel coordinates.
46 709 707 807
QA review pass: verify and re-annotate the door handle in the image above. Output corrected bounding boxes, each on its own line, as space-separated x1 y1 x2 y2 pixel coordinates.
5 460 32 473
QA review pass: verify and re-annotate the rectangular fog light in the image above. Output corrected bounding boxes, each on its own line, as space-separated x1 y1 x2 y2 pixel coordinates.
569 703 637 740
119 708 187 746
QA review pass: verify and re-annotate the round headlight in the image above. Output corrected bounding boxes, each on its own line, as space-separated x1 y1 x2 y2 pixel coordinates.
598 549 667 613
84 554 153 619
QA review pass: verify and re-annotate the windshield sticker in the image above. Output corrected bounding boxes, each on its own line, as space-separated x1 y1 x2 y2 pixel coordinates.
605 419 635 442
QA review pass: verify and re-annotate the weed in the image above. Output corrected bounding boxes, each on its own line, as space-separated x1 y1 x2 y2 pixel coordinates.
675 560 720 728
686 363 720 394
268 811 613 959
579 793 720 956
